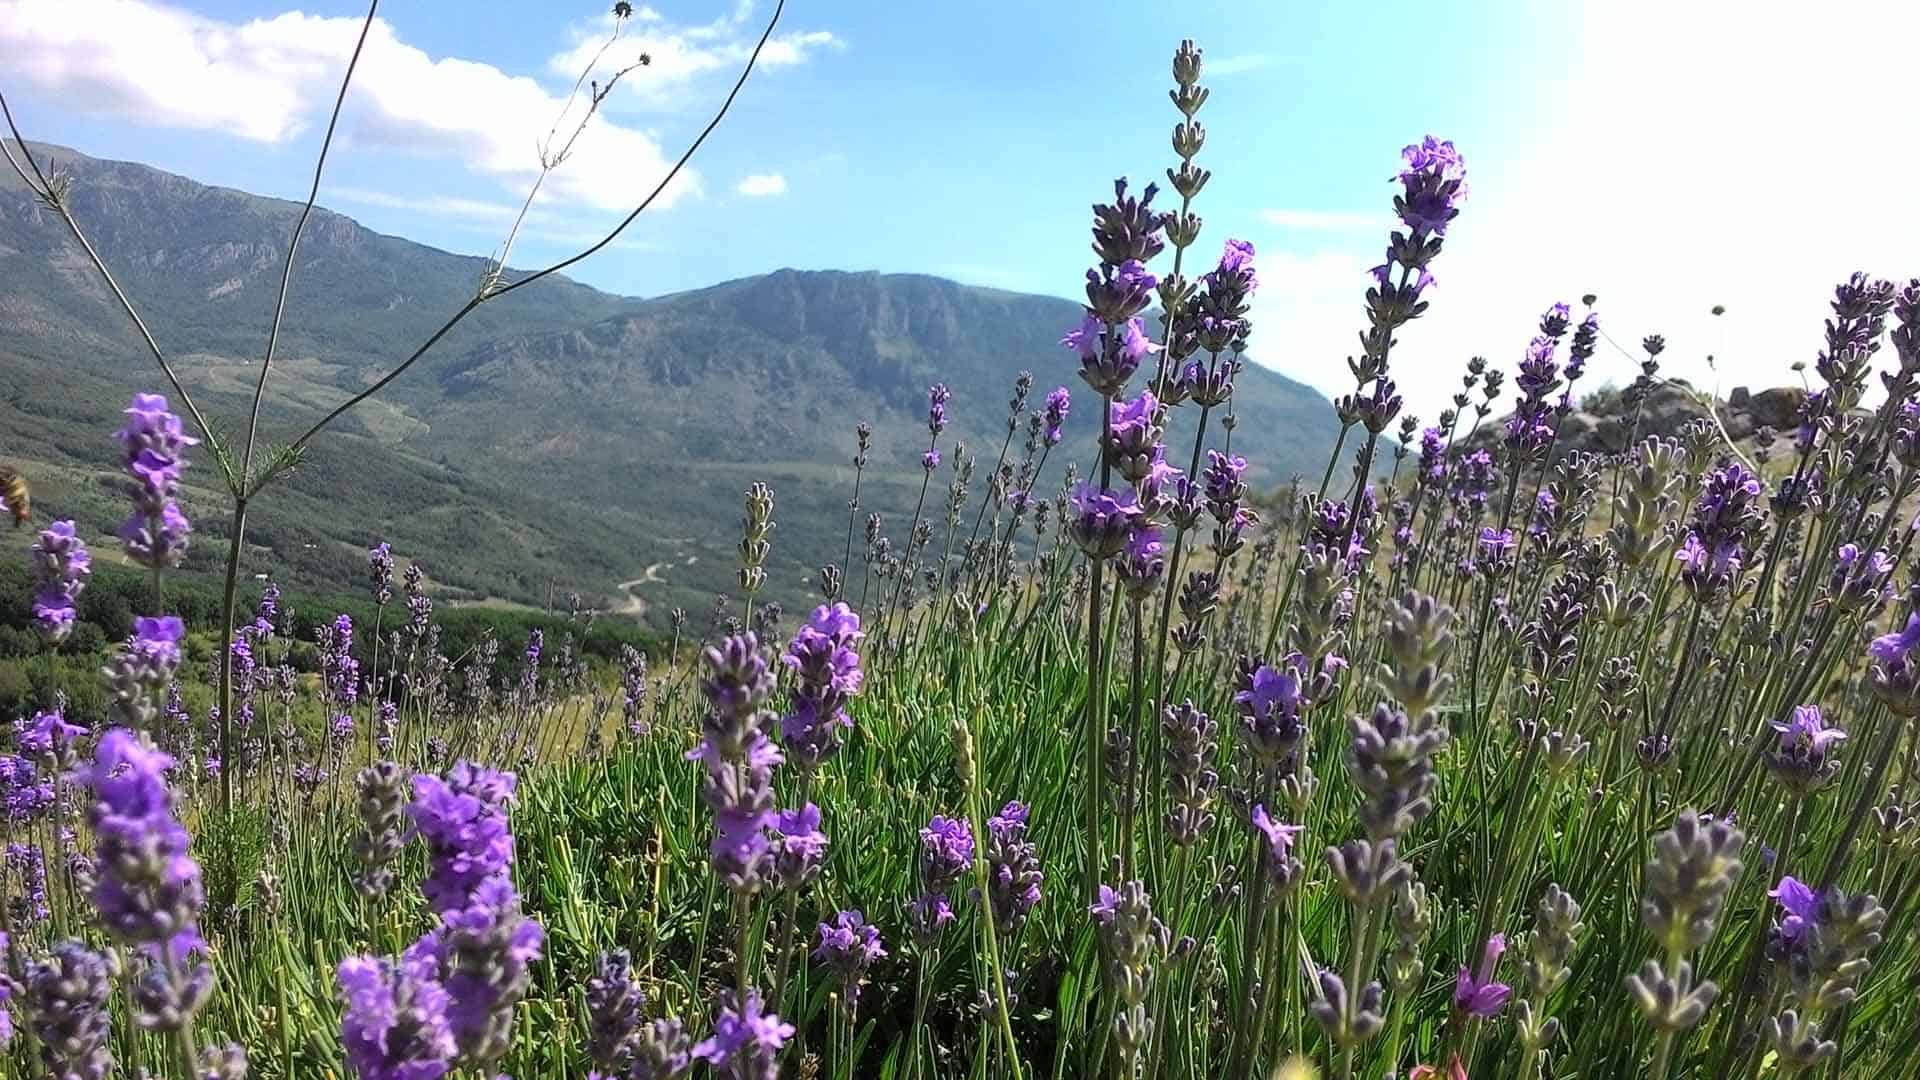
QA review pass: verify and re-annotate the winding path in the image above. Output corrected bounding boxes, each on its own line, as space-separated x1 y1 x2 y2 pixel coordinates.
612 561 671 616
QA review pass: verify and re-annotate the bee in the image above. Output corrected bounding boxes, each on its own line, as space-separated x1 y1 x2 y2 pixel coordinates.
0 465 29 528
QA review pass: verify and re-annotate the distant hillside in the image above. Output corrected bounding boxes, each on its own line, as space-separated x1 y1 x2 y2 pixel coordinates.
0 142 1339 620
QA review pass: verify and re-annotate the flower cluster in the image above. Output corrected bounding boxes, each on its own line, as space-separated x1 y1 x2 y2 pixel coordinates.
912 814 974 944
369 541 395 605
1677 462 1765 600
77 729 214 1033
331 762 528 1079
688 634 781 893
28 519 90 642
981 800 1043 937
814 910 887 1012
114 392 195 569
778 602 864 770
691 989 794 1080
98 615 184 731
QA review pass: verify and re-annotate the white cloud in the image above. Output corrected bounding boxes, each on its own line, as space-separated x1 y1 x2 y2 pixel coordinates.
329 187 522 224
1258 209 1391 231
548 1 840 110
1206 54 1273 77
1245 0 1920 422
327 186 661 254
735 173 786 197
0 0 698 213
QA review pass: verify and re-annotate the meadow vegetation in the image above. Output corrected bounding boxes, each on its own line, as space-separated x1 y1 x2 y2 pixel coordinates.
4 7 1920 1080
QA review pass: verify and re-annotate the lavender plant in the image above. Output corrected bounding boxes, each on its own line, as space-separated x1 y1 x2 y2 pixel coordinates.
6 25 1920 1080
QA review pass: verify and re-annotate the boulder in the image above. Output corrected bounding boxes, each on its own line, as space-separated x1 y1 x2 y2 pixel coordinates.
1592 416 1632 454
1747 386 1807 430
1638 383 1711 433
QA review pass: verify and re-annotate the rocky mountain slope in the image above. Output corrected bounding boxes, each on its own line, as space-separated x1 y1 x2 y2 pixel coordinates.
0 142 1340 618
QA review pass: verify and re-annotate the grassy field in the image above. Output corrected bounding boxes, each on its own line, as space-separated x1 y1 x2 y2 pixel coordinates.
5 26 1920 1080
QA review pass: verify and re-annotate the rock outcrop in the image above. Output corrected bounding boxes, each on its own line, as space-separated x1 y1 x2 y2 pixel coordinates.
1464 380 1804 459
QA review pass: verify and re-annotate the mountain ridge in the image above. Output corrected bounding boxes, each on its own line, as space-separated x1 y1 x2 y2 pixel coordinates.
0 140 1340 619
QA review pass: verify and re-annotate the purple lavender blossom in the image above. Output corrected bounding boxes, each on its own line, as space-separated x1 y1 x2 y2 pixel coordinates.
408 763 518 914
1392 136 1468 237
20 707 86 766
1069 484 1145 560
922 449 941 472
403 759 544 1066
114 393 196 569
28 519 90 642
1768 875 1819 946
23 941 116 1079
771 803 828 890
814 910 887 1011
1870 612 1920 664
1065 315 1161 397
77 730 201 943
6 842 48 923
1088 884 1120 925
910 892 956 943
369 542 394 606
1117 525 1166 600
137 616 186 670
424 876 545 1064
1136 447 1184 515
927 383 952 435
1235 659 1306 765
1043 386 1071 445
77 728 215 1032
981 800 1043 936
1675 532 1744 598
2 754 56 824
620 644 650 737
1767 704 1848 793
1250 805 1304 865
779 603 864 770
1211 237 1258 295
1454 933 1512 1018
920 815 975 890
912 814 974 944
1831 544 1896 612
693 989 794 1080
1772 705 1847 757
338 940 457 1080
585 950 644 1075
1201 450 1249 524
690 634 782 893
1418 426 1448 483
1105 389 1164 482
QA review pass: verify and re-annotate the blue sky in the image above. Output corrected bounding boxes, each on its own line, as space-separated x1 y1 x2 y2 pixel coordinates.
6 0 1919 419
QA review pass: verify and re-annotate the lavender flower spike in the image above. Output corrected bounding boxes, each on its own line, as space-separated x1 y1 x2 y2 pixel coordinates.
78 728 215 1033
24 941 117 1080
115 392 196 569
338 940 457 1080
29 519 90 642
693 989 794 1080
814 910 887 1011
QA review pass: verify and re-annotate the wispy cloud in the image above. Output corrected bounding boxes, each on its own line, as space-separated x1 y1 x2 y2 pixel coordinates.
735 173 787 197
1243 0 1920 419
548 1 841 111
328 186 661 254
329 188 522 224
0 0 699 212
1207 53 1273 76
1258 209 1390 230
